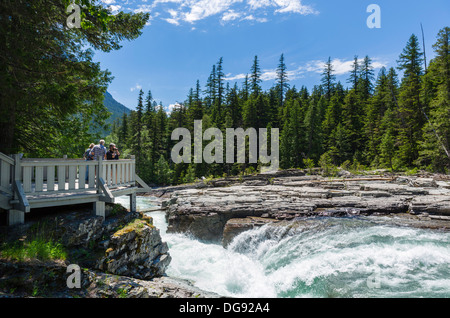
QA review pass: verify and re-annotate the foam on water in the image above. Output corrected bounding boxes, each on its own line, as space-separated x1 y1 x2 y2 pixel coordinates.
118 196 450 298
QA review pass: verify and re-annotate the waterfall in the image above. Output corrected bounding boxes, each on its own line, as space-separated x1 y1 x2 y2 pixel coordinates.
117 196 450 298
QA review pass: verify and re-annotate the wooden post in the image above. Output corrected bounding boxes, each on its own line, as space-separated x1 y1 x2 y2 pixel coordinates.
7 210 24 226
130 155 136 186
63 155 69 180
13 154 21 182
94 201 105 219
10 154 25 225
97 157 103 193
129 192 136 212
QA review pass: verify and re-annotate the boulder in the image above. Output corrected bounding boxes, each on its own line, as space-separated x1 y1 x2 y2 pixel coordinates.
97 217 171 280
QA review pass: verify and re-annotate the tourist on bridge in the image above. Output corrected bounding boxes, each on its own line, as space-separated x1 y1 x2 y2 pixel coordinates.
83 143 94 182
90 139 107 161
106 143 120 160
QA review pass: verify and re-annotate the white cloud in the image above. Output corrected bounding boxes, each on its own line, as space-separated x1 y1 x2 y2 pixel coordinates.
183 0 244 23
130 84 143 92
133 4 152 13
224 73 247 81
241 15 268 23
303 58 388 75
223 57 387 83
166 102 184 114
222 10 242 22
108 4 121 14
149 0 317 26
247 0 318 15
247 0 272 10
273 0 318 14
102 0 116 4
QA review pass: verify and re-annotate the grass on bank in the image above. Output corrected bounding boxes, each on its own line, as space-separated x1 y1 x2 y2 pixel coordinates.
1 240 67 262
0 221 67 262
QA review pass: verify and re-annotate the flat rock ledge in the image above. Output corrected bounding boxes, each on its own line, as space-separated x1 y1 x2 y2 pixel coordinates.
162 172 450 245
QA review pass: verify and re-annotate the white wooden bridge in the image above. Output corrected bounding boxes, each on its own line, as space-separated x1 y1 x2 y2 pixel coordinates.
0 152 151 226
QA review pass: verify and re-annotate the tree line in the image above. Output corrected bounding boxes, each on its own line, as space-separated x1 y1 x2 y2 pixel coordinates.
111 27 449 186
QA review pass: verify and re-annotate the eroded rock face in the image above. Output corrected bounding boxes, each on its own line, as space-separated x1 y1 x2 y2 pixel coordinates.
164 174 450 242
96 216 171 280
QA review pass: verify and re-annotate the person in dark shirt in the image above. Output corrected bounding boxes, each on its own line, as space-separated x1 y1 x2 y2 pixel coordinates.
106 143 120 160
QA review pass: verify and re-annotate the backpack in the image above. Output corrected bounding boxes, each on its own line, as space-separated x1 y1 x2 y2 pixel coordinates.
84 149 93 160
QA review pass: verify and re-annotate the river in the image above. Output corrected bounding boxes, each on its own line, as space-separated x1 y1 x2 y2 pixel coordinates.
115 195 450 298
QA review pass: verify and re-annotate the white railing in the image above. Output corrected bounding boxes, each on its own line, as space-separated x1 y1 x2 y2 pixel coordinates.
18 157 136 194
102 159 136 189
0 152 14 195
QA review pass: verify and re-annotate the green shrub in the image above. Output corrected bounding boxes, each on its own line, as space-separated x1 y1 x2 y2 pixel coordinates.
319 153 338 177
303 158 315 175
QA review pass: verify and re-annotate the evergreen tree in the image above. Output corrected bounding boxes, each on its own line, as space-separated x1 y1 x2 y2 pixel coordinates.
358 55 375 101
341 89 363 161
132 90 144 173
396 34 424 166
418 27 450 170
119 113 129 150
155 155 172 185
364 67 389 164
304 98 322 162
250 56 262 96
348 56 360 91
276 53 289 106
321 91 343 150
226 83 242 127
0 0 149 155
205 65 217 110
321 57 336 101
280 100 303 168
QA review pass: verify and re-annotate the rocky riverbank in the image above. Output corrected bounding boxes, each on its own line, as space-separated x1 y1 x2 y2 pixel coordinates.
0 204 220 298
160 170 450 246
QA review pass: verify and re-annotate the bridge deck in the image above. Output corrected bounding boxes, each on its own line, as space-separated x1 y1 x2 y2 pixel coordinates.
0 153 150 225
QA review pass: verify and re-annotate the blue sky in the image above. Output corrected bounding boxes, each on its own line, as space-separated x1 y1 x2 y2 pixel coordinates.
94 0 450 111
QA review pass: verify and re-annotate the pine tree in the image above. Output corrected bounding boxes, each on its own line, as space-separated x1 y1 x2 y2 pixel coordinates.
321 57 336 101
396 34 424 166
133 90 145 173
418 27 450 170
276 53 289 106
321 91 343 150
189 80 204 122
280 100 303 168
242 74 250 101
380 127 396 169
304 98 322 162
250 56 262 96
226 83 242 127
348 56 360 91
212 57 225 125
205 65 217 110
358 55 375 101
155 155 172 185
341 89 363 161
119 113 129 150
364 67 388 164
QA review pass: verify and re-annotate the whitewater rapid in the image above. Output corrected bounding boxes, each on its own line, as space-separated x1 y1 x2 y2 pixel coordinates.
115 196 450 298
